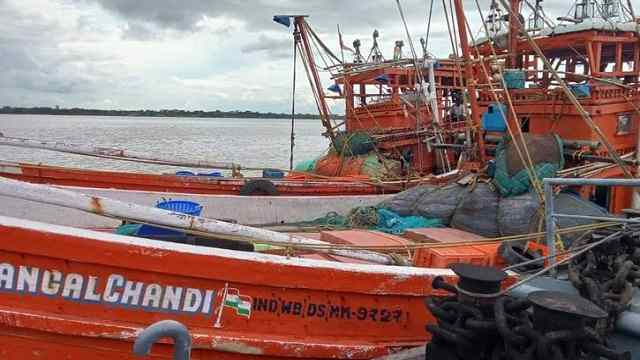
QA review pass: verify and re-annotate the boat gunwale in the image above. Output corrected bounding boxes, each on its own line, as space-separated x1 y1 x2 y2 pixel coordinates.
0 161 380 188
0 215 453 296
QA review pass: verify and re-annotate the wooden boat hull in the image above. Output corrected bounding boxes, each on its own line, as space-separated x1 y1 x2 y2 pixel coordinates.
0 162 395 196
0 216 451 359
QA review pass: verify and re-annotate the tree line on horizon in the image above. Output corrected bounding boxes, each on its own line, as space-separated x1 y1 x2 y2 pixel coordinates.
0 106 344 120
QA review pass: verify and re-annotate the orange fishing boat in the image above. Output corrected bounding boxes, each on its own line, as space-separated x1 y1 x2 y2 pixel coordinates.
0 1 638 357
0 157 459 197
0 170 519 359
0 172 519 360
0 161 399 196
0 215 448 359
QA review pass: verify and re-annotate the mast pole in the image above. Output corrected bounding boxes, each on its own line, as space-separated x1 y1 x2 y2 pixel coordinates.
289 29 299 171
452 0 486 162
508 0 522 68
295 17 337 147
506 0 522 132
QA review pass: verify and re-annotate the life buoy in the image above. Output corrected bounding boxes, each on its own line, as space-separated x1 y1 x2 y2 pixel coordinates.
239 179 279 196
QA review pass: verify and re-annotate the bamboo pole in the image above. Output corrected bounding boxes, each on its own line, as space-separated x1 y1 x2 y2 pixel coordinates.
0 177 397 265
453 0 487 163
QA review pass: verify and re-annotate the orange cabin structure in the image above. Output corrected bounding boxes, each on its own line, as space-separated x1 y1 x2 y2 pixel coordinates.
333 60 467 175
473 13 640 213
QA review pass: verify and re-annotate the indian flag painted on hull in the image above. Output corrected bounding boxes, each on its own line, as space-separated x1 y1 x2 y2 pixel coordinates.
223 287 252 318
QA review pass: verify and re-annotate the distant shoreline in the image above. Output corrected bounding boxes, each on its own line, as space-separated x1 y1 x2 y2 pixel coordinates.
0 107 344 120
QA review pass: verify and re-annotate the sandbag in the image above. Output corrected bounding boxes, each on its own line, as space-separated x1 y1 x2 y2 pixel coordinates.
414 184 466 225
378 185 437 216
529 192 611 248
450 183 500 237
497 191 540 236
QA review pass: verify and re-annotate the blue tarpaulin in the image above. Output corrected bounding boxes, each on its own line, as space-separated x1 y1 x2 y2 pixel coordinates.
375 74 390 83
328 83 342 94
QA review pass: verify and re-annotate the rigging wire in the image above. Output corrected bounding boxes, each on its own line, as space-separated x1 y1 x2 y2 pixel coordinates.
289 31 298 171
396 0 453 172
425 0 435 49
442 0 474 156
469 0 567 249
306 25 343 65
497 0 634 179
521 0 556 29
471 0 545 200
501 230 622 296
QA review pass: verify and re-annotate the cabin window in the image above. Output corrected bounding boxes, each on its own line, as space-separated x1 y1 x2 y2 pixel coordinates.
520 117 530 132
616 113 632 135
623 61 635 72
604 62 615 72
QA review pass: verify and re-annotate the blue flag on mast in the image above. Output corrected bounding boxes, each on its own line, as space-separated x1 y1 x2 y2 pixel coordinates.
273 16 291 28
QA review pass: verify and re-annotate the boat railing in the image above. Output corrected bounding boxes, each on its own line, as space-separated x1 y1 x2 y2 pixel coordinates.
544 177 640 273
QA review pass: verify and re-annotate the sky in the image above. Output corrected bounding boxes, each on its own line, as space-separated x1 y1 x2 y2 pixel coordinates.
0 0 605 113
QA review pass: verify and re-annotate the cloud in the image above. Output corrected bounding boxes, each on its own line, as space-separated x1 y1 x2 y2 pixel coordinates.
0 0 577 113
241 34 292 59
0 1 107 102
121 22 158 41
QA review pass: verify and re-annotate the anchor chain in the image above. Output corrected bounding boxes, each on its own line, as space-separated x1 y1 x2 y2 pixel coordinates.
425 264 631 360
568 224 640 334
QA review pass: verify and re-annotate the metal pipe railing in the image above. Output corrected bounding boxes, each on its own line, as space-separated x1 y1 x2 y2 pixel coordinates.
544 177 640 273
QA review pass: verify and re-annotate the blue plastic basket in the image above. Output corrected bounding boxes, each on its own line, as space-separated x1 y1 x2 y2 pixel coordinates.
197 171 223 177
156 200 203 216
175 171 196 176
503 70 525 89
570 83 591 98
137 200 203 237
262 168 285 179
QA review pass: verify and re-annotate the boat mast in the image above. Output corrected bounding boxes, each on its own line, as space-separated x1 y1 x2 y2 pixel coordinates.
452 0 486 162
507 0 522 68
293 17 337 147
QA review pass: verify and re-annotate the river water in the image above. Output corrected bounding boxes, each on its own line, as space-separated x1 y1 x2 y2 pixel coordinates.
0 115 329 174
